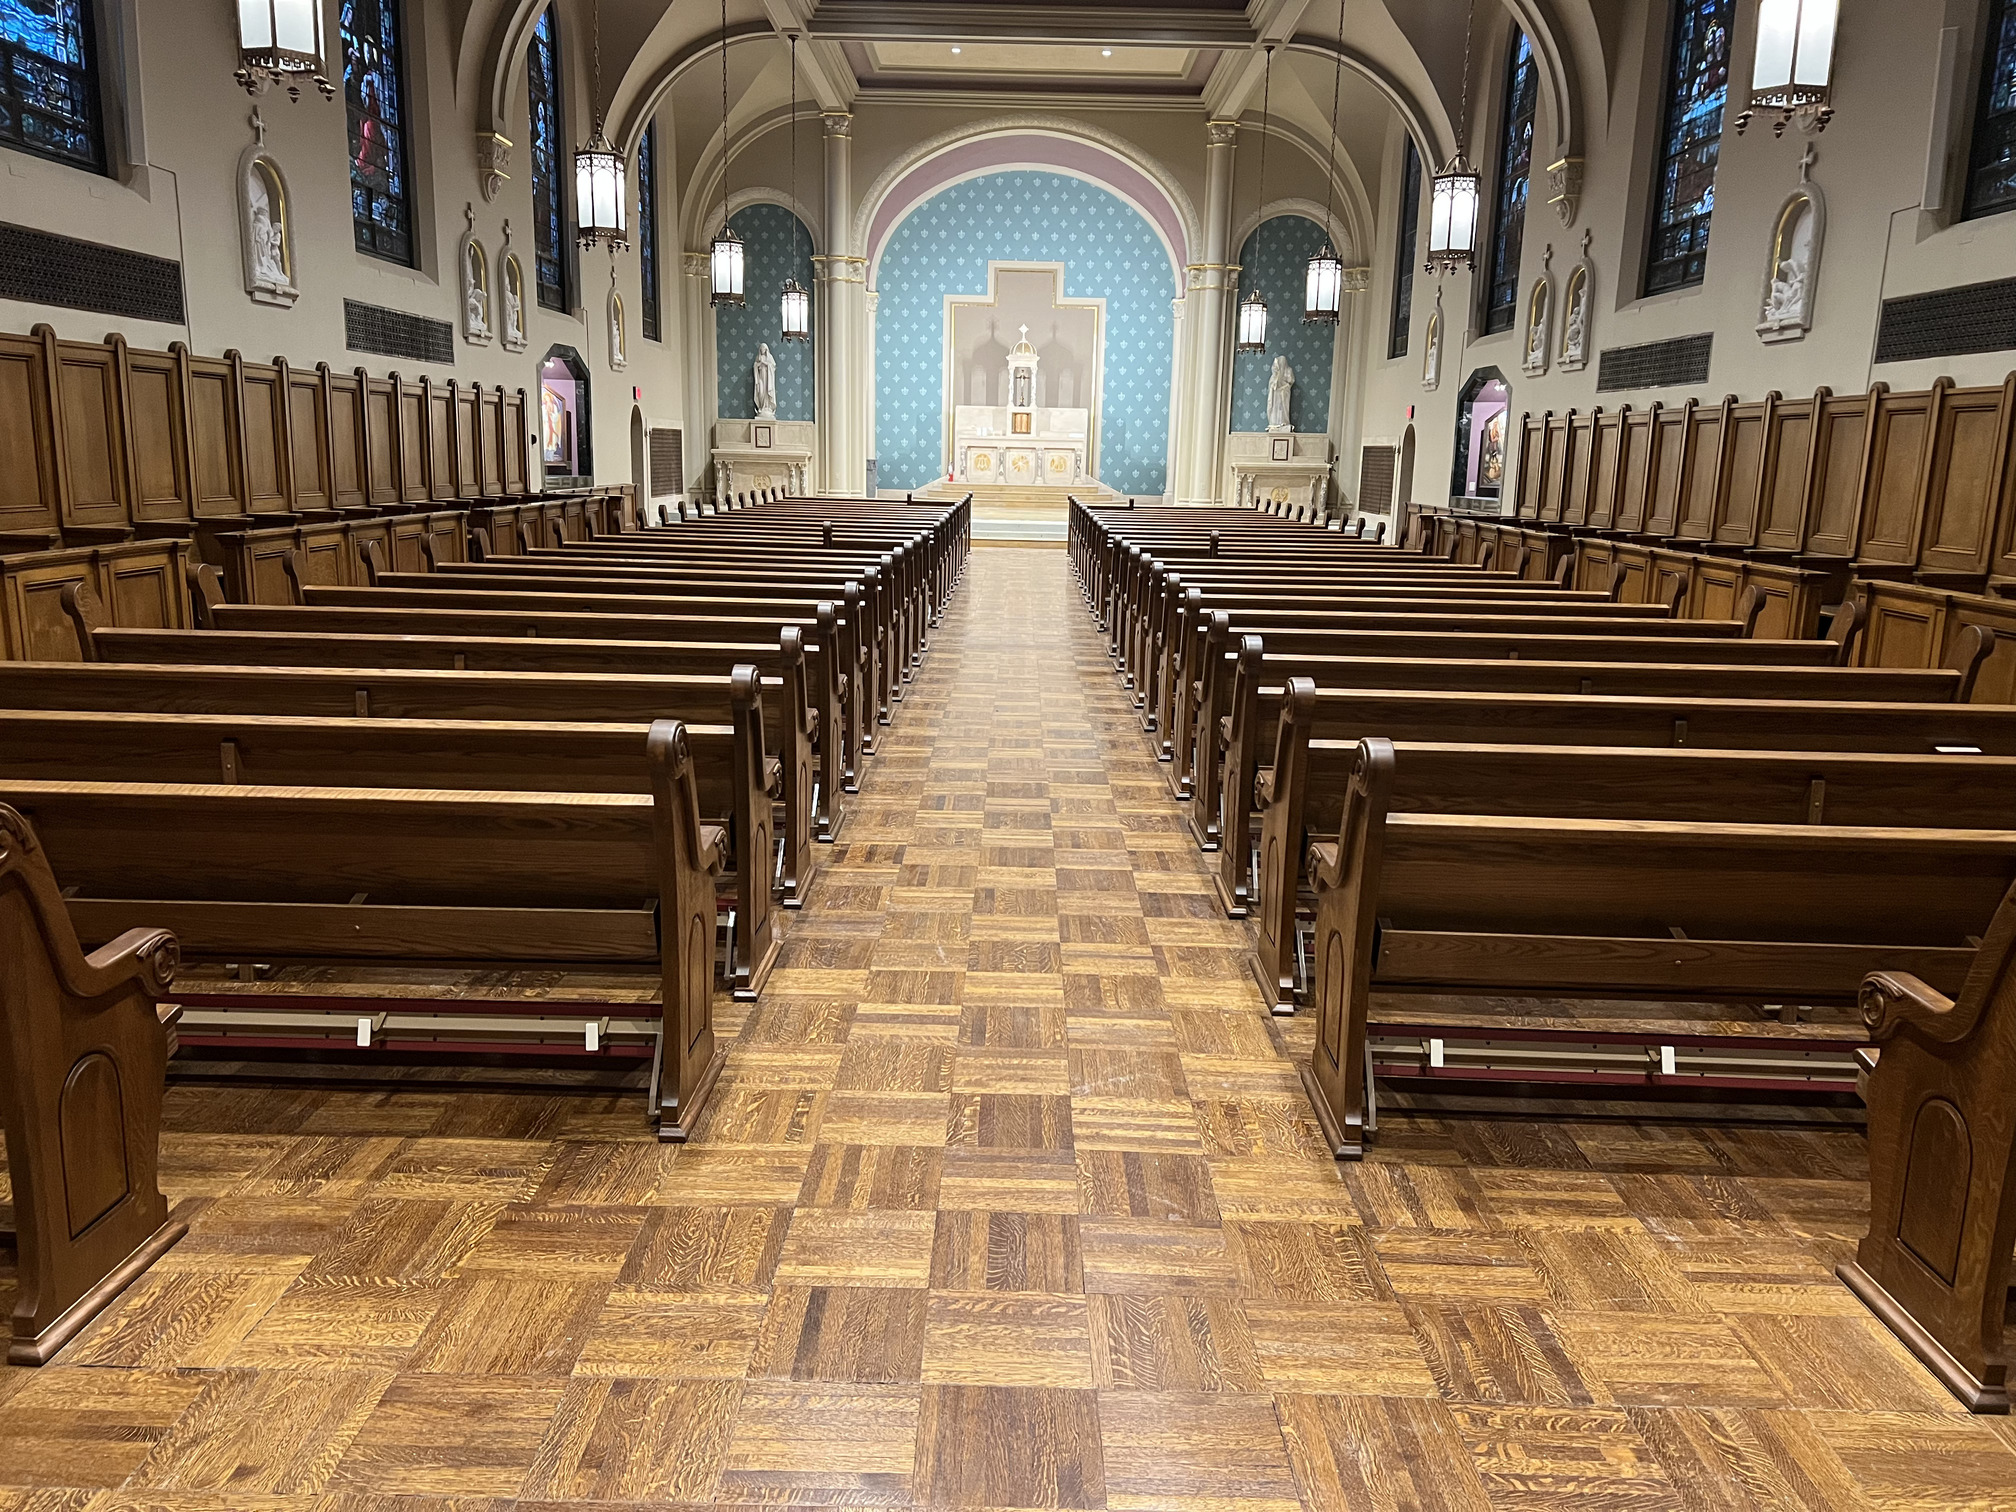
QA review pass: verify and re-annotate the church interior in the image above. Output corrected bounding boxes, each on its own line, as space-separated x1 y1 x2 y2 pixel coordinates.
5 0 2016 1503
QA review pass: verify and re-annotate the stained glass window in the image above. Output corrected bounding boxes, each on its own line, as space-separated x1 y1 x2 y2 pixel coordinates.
1389 138 1421 360
1967 0 2016 219
1645 0 1733 295
342 0 414 265
639 121 660 341
0 0 104 173
528 6 567 311
1484 30 1537 335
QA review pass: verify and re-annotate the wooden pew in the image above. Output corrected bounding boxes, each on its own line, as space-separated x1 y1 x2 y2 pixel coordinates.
1843 892 2016 1413
0 661 788 997
1252 722 2016 1012
1298 737 2016 1158
0 804 184 1364
0 740 727 1138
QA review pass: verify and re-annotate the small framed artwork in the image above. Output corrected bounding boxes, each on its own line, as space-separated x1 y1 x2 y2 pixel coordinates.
753 424 773 449
1269 436 1291 462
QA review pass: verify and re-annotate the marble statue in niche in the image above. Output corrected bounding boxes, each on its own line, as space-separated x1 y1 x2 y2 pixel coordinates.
1422 293 1443 392
238 109 299 308
1758 145 1825 346
609 277 628 372
1559 232 1594 373
460 204 492 345
1266 356 1294 432
1523 254 1553 376
754 343 778 420
499 221 527 353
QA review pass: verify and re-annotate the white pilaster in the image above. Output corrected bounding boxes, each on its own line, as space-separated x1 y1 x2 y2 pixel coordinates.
1174 119 1239 504
683 249 719 493
814 111 868 496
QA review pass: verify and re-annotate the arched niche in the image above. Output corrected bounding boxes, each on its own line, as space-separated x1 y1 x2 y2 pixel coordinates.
1451 367 1512 506
538 344 592 485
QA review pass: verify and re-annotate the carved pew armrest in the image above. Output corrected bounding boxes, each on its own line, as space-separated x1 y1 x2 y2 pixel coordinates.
1859 971 1965 1043
1306 840 1342 890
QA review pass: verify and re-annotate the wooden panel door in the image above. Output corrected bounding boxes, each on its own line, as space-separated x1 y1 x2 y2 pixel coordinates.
426 383 454 502
183 352 246 520
1514 415 1545 518
1539 415 1570 522
118 341 192 528
1673 400 1727 542
1855 384 1940 570
239 359 289 515
504 390 529 494
282 362 330 513
53 338 130 534
1645 402 1693 537
1754 391 1820 553
0 332 62 544
1712 397 1771 547
478 388 505 496
454 386 481 500
1919 377 2013 580
1805 388 1873 558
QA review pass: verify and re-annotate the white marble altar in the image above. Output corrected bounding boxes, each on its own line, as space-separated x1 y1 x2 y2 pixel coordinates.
1225 431 1334 514
952 325 1092 488
713 418 815 499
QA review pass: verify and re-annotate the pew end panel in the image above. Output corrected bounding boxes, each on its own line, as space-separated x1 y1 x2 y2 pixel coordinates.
0 804 185 1364
1842 890 2016 1414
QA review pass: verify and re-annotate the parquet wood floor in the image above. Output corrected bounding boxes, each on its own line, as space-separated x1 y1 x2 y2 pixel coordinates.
3 547 2014 1509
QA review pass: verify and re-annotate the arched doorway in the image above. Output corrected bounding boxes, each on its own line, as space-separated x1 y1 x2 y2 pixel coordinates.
630 405 647 500
1397 425 1416 508
1450 368 1510 507
538 345 592 486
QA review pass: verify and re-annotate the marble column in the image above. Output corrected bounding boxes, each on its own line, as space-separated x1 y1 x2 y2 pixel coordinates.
1174 119 1239 504
683 249 719 505
814 111 868 495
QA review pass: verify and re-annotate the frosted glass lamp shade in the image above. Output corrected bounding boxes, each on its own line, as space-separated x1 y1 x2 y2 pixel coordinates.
780 279 811 342
574 133 628 250
1304 244 1343 325
1427 156 1480 272
1741 0 1838 135
1235 290 1268 353
236 0 332 100
710 227 745 307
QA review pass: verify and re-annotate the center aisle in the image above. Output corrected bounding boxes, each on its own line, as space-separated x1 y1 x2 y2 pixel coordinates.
731 542 1332 1504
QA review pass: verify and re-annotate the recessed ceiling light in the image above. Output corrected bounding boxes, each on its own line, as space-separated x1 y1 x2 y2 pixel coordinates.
1102 48 1113 57
950 45 961 54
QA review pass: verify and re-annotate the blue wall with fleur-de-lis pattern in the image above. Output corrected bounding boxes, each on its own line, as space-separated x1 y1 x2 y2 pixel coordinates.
1230 215 1339 434
873 171 1175 495
716 203 817 422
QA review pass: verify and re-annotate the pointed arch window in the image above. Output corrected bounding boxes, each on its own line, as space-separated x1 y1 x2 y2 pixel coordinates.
0 0 104 173
528 5 568 311
342 0 415 265
1484 30 1537 335
1646 0 1734 294
1389 138 1421 359
639 121 661 340
1967 0 2016 219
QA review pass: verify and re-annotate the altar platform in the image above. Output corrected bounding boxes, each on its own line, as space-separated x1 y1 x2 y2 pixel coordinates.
913 479 1124 544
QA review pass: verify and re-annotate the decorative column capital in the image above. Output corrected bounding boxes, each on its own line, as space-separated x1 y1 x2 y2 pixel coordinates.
822 111 853 138
812 253 867 284
477 131 512 202
1547 156 1584 227
684 250 711 278
1206 119 1239 147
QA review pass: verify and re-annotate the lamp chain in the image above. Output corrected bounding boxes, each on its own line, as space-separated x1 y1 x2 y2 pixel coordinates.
1256 44 1273 219
719 0 731 232
1456 0 1476 156
591 0 601 130
1321 1 1345 241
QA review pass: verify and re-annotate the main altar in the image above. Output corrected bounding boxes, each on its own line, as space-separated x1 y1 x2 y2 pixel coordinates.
951 327 1090 489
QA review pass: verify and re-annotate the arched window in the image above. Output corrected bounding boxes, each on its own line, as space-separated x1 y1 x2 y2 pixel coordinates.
528 6 568 311
1966 0 2016 219
1645 0 1734 295
639 121 661 340
0 0 104 173
1484 31 1537 335
1389 137 1421 360
343 0 416 265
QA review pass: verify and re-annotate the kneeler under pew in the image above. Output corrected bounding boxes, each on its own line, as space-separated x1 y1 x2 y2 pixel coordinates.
0 805 183 1365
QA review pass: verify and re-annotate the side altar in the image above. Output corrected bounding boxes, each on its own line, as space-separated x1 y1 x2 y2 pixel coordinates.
951 326 1091 488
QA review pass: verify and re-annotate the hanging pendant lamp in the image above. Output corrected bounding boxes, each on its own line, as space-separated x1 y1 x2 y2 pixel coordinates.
1235 45 1274 354
780 34 811 341
235 0 334 101
1737 0 1838 136
1426 0 1482 273
1305 0 1348 324
709 0 745 306
574 0 628 251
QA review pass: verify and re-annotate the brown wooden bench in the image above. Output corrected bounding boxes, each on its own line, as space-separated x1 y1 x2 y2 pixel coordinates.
1253 726 2016 1013
0 803 183 1364
1299 738 2016 1159
0 739 726 1140
1844 891 2016 1412
0 661 786 997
